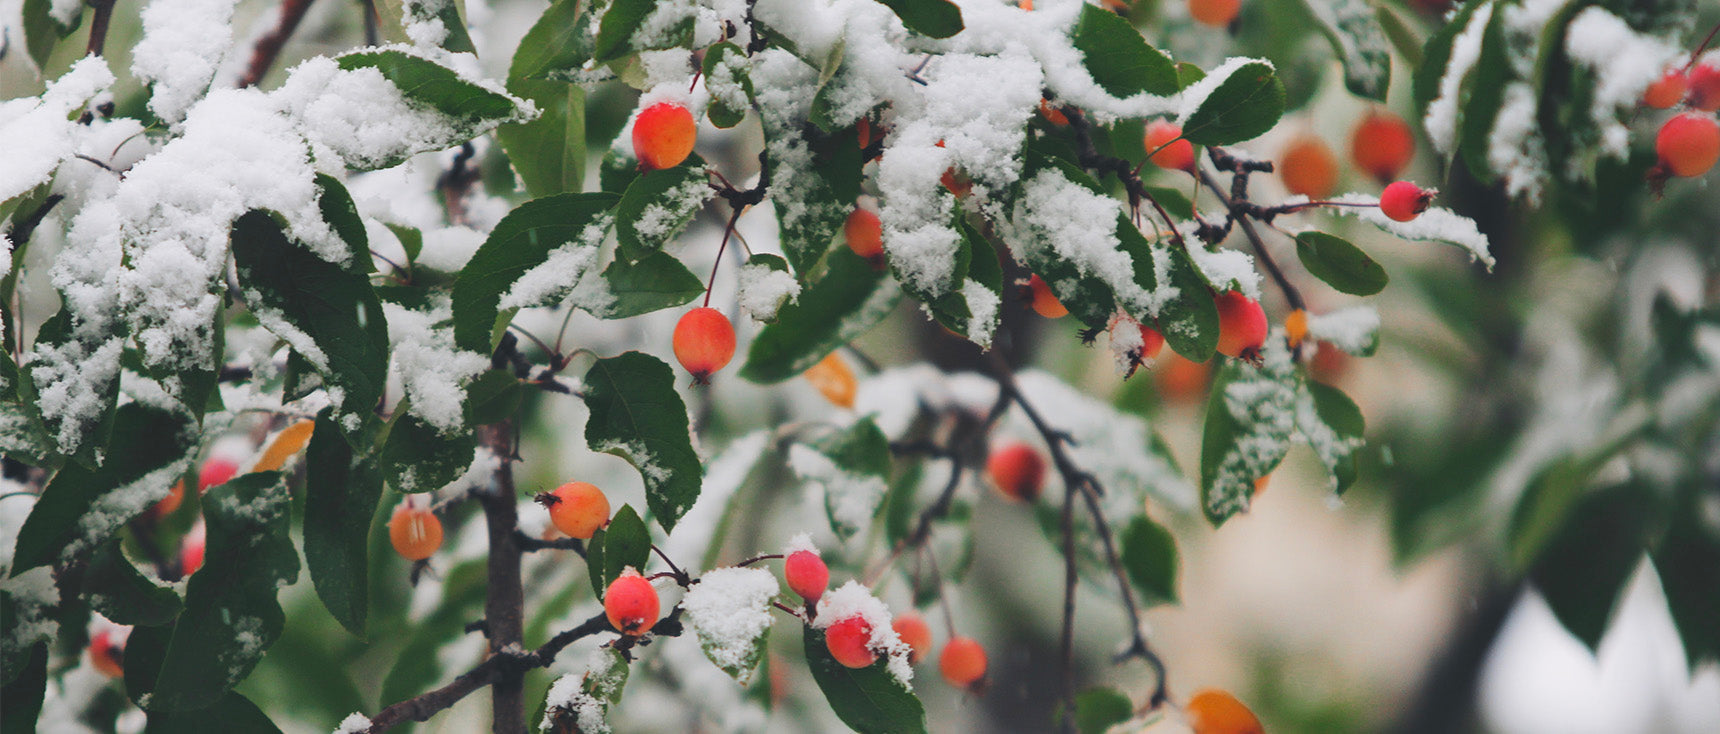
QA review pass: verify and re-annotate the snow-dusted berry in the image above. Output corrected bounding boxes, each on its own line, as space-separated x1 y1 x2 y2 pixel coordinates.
784 549 830 602
825 615 877 669
892 613 932 665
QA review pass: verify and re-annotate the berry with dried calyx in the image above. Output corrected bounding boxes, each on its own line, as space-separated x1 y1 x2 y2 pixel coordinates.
1027 275 1068 319
1278 135 1338 199
1379 180 1435 222
1144 120 1196 172
604 569 661 636
1656 112 1720 178
673 307 736 383
1350 110 1415 183
1186 688 1264 734
1214 291 1268 359
892 613 932 664
939 636 988 690
825 615 877 668
632 102 697 170
388 502 443 561
987 442 1046 503
784 549 830 602
536 481 610 540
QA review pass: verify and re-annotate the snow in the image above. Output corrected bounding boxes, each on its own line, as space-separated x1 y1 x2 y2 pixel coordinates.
333 712 372 733
958 278 1000 349
1424 4 1493 154
736 260 801 322
1486 82 1546 202
384 300 490 433
400 0 455 48
783 531 819 556
499 214 611 310
812 581 914 686
1186 238 1261 298
1305 306 1380 355
1007 168 1176 320
1108 315 1147 372
680 566 780 684
542 647 628 734
788 443 888 538
0 567 60 665
1563 8 1682 162
632 172 711 243
0 57 115 202
47 0 80 23
1328 193 1495 270
131 0 238 125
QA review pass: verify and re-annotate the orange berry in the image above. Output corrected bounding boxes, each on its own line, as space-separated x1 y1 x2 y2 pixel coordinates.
388 503 443 561
844 207 884 261
150 480 185 520
632 102 697 170
1350 110 1415 183
825 616 877 668
1253 474 1269 496
537 481 610 540
1188 0 1240 27
673 307 736 383
784 549 830 602
1038 99 1069 126
1144 121 1196 172
253 419 315 473
1688 63 1720 111
198 457 238 494
1311 342 1349 383
938 636 987 690
1019 0 1032 9
857 118 874 149
88 629 125 678
986 442 1046 503
1214 291 1268 358
1186 688 1264 734
1643 68 1689 109
604 569 661 636
1284 309 1308 348
1278 136 1338 199
1379 180 1434 222
1656 112 1720 178
803 352 857 409
1157 351 1211 400
1027 275 1068 319
1139 323 1166 360
892 613 932 664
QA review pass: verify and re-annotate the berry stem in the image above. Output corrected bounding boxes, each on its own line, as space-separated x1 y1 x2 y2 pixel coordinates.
1195 165 1307 313
733 553 783 567
1687 20 1720 70
702 204 744 308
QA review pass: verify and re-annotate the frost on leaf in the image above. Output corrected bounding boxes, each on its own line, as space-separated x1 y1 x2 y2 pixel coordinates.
788 418 891 540
542 647 630 734
681 566 779 685
1326 193 1495 270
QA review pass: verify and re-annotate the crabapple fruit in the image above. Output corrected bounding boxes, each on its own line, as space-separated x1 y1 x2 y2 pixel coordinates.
987 442 1046 503
632 102 696 170
1688 62 1720 111
825 615 877 668
1656 112 1720 178
1140 323 1166 360
844 207 884 261
1186 688 1264 734
88 629 125 678
1643 68 1688 109
939 636 987 689
1278 136 1338 199
604 569 661 636
1027 275 1068 319
1214 291 1268 358
892 613 932 664
1350 110 1415 183
784 549 830 602
538 481 610 539
149 481 185 520
1379 181 1434 222
673 307 736 383
1188 0 1240 28
388 503 443 561
1144 121 1196 172
198 456 238 493
180 521 206 577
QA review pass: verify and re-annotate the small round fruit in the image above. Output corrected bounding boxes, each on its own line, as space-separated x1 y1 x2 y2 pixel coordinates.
673 307 736 383
1379 180 1434 222
1027 275 1068 319
987 443 1046 503
150 480 185 520
939 636 987 689
89 629 125 678
389 504 444 561
1284 309 1308 348
825 616 877 669
1186 688 1264 734
1253 474 1270 496
1157 352 1211 401
1350 110 1415 183
1656 112 1720 178
539 481 610 539
844 207 884 261
1038 99 1069 126
1278 136 1338 199
892 613 932 665
1214 291 1268 358
198 457 239 493
1688 63 1720 111
1188 0 1240 28
1144 121 1196 172
632 102 697 170
180 522 206 577
784 549 830 602
803 352 858 409
1139 323 1166 360
1643 68 1688 109
604 569 661 636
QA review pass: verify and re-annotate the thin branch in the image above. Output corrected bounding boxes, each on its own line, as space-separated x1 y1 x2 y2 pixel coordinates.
513 530 586 556
239 0 318 87
1195 164 1305 313
85 0 117 57
1057 460 1079 733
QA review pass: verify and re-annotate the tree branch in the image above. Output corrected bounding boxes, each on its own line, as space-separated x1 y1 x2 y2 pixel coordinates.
85 0 117 56
476 422 527 734
239 0 318 87
1196 162 1306 313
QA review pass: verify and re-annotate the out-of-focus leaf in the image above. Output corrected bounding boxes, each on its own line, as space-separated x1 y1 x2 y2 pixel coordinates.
1295 231 1388 296
587 505 651 597
82 540 183 627
305 410 384 637
873 0 961 38
1120 516 1179 605
143 691 283 733
1296 0 1392 101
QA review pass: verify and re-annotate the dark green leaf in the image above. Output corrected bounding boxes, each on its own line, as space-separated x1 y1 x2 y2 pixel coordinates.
144 691 283 734
593 0 693 63
1142 185 1194 219
1157 238 1219 362
0 643 45 733
337 50 517 125
1306 380 1365 493
379 409 476 493
1199 360 1294 526
804 628 927 734
1506 457 1592 571
1074 687 1134 734
615 163 711 260
315 175 369 272
585 250 705 319
517 0 600 80
465 369 524 425
232 211 388 447
142 472 298 711
21 0 80 70
600 148 641 194
499 0 588 198
1375 4 1423 69
741 248 900 383
1655 500 1720 668
764 114 860 275
1530 484 1653 651
305 410 384 637
1181 61 1285 146
872 0 961 38
1071 4 1178 97
82 540 183 627
1457 11 1510 181
451 192 618 353
1413 0 1486 111
1120 516 1179 605
581 353 703 533
702 43 753 128
11 402 194 574
587 505 651 596
1295 231 1387 296
1296 0 1391 101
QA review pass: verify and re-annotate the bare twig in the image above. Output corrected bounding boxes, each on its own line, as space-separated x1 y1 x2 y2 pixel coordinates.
1196 163 1305 313
85 0 117 56
475 423 527 734
240 0 318 87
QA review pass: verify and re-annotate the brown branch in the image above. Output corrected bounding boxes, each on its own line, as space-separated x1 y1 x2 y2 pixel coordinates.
1196 164 1306 313
239 0 318 87
476 422 527 734
85 0 117 56
1057 462 1079 733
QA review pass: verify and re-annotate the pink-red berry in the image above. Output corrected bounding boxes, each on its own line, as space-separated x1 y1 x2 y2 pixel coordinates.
893 613 932 664
1643 68 1689 109
632 102 697 170
987 443 1046 503
1350 110 1415 184
1214 291 1268 359
1144 121 1196 172
1687 63 1720 111
604 570 661 636
939 636 987 690
673 307 736 383
1656 112 1720 178
825 616 877 669
844 207 884 262
1379 180 1434 222
784 549 830 602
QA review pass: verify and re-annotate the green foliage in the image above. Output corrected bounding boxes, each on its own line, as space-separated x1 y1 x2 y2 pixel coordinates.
1120 515 1180 606
742 248 901 383
874 0 963 39
82 540 183 627
304 410 384 637
803 628 928 734
581 353 703 533
451 192 618 353
1073 4 1179 98
1295 232 1388 296
587 505 651 596
1181 61 1287 146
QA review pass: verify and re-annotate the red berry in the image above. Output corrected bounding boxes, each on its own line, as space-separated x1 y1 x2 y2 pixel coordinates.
1643 68 1689 109
892 613 932 664
1214 291 1267 359
180 521 206 577
1140 323 1166 360
1038 99 1069 126
844 207 883 261
1656 112 1720 178
784 549 830 602
1027 275 1068 319
388 503 443 561
538 481 610 539
672 307 736 383
1186 688 1264 734
1188 0 1240 27
1350 111 1415 183
149 480 185 520
604 569 661 636
88 629 125 678
938 636 987 689
1688 63 1720 111
1144 121 1196 172
1278 136 1338 199
1379 180 1434 222
198 457 238 493
632 102 697 170
986 443 1046 503
825 616 877 669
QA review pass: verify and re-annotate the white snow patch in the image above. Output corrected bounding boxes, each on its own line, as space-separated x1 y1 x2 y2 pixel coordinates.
680 566 780 684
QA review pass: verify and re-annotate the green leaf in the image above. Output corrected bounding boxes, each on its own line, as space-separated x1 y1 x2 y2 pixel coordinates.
232 211 389 447
379 409 476 493
1306 381 1365 493
1296 0 1391 101
336 50 519 125
741 248 901 383
587 505 651 596
464 369 524 425
141 472 298 711
1529 484 1653 651
0 642 46 733
702 43 754 128
1156 239 1220 361
872 0 961 38
1071 3 1178 97
1199 359 1292 527
1655 498 1720 669
144 691 283 734
314 175 370 271
615 162 712 260
804 628 927 734
304 410 384 637
1295 231 1387 296
1074 688 1135 734
1413 0 1487 111
763 113 861 275
593 0 693 63
600 148 641 194
82 540 183 627
1119 516 1179 606
516 0 599 80
584 250 705 319
451 192 618 353
581 353 703 533
10 402 194 575
499 0 588 198
21 0 81 71
1456 10 1510 181
1375 4 1424 69
1181 60 1286 146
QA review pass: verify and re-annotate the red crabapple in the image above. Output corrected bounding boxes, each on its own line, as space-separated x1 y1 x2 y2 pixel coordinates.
825 615 877 669
632 102 697 170
1643 68 1688 109
198 456 238 493
844 207 884 262
88 629 125 678
987 442 1046 503
1214 291 1268 358
784 549 830 603
1687 62 1720 111
604 569 661 636
938 636 988 690
673 307 736 383
1379 180 1434 222
1027 275 1068 319
1188 0 1240 27
1144 121 1196 172
892 613 932 664
1350 110 1415 184
1656 112 1720 178
1139 323 1166 360
1278 135 1338 199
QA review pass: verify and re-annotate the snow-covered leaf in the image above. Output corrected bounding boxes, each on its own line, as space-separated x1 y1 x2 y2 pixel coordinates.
615 161 713 261
304 409 384 637
450 192 617 353
1179 60 1285 146
1296 0 1392 101
1071 3 1178 98
499 0 589 198
911 219 1002 349
703 43 754 128
82 539 183 627
804 627 927 734
581 353 703 533
334 50 523 139
581 250 704 319
593 0 693 64
378 403 476 493
681 567 778 684
463 369 524 426
793 417 892 539
742 248 901 384
20 0 82 70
